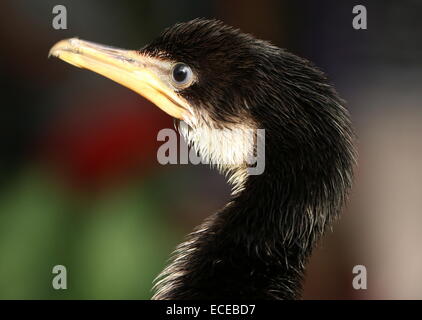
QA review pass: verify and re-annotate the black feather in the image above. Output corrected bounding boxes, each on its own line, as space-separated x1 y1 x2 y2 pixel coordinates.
141 19 356 300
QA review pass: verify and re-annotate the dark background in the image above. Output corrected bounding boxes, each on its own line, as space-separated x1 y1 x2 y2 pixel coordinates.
0 0 421 299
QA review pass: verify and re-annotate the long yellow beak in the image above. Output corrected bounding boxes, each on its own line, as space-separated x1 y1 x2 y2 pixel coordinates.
49 38 189 120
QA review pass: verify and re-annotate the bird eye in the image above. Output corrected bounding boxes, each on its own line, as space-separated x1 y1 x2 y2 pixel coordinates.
171 63 193 88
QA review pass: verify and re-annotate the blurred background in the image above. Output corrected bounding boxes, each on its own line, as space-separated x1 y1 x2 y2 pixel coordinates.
0 0 421 299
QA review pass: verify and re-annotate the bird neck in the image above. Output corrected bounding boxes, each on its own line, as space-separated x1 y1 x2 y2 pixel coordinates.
153 152 333 300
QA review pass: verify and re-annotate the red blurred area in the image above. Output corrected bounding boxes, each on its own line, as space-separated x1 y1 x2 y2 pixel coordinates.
41 92 173 190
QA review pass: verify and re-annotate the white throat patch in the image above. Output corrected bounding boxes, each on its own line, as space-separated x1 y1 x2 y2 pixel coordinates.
178 112 257 192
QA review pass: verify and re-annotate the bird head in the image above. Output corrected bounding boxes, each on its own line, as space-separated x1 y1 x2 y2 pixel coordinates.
49 19 355 193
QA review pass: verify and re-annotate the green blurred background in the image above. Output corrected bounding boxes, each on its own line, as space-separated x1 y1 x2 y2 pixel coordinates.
1 0 422 299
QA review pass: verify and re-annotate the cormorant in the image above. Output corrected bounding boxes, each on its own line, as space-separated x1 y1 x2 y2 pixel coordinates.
49 19 356 300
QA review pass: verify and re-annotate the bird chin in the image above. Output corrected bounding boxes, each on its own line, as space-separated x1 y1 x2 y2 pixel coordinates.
176 117 256 192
